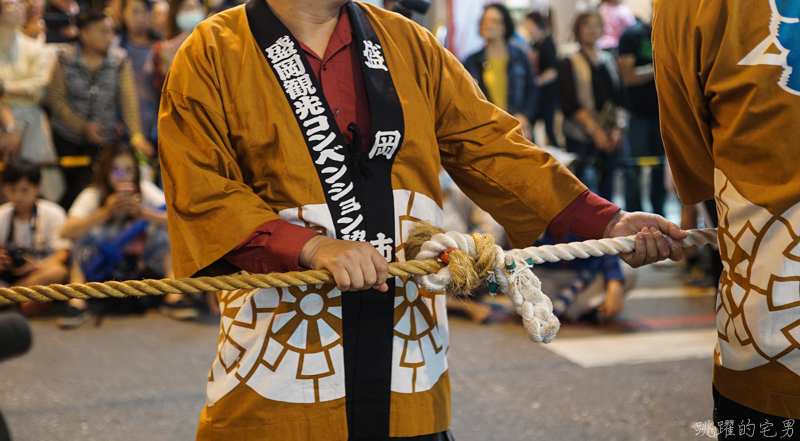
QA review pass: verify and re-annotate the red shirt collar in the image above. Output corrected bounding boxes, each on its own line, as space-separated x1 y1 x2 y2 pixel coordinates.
297 5 354 63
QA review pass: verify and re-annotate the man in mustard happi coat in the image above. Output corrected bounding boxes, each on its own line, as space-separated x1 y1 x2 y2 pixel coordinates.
654 0 800 437
158 0 686 439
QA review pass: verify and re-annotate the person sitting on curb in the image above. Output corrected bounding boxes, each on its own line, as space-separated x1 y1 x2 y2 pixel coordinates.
0 161 70 317
535 228 635 323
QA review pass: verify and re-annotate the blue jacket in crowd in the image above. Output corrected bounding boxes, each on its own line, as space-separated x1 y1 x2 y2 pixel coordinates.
463 43 540 122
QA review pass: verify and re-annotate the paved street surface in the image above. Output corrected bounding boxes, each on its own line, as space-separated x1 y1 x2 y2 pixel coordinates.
0 261 719 441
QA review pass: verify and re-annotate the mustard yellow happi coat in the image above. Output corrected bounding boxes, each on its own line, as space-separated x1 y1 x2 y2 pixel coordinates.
654 0 800 420
158 2 586 439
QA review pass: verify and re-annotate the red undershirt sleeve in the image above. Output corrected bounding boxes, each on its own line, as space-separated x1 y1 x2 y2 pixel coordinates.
547 190 620 240
223 220 321 274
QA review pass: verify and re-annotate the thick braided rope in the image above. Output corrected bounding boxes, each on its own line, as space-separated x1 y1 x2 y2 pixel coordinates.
518 229 717 264
0 260 443 305
0 227 718 326
415 228 717 343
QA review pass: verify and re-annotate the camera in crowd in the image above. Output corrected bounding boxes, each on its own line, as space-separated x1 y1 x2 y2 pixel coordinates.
4 244 31 269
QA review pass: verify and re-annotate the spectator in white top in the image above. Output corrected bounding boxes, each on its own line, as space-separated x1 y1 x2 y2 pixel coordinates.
0 161 69 293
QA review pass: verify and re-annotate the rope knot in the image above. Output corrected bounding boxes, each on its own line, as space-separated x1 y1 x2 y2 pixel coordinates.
407 222 497 296
441 232 495 296
408 221 561 343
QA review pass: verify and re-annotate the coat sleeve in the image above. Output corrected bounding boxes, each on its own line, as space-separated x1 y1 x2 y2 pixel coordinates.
653 0 715 205
425 32 587 249
158 40 283 278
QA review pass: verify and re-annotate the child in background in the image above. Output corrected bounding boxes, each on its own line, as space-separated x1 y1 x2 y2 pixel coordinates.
0 162 70 316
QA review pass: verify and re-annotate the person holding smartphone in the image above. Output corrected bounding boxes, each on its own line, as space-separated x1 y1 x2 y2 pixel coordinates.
58 143 197 329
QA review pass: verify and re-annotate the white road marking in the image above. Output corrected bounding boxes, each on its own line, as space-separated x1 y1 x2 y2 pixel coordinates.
544 328 717 368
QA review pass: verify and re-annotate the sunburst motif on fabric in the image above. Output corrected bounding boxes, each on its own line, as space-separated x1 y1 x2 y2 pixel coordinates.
207 193 445 406
209 283 345 405
390 189 448 394
209 288 255 382
264 285 342 377
393 277 444 392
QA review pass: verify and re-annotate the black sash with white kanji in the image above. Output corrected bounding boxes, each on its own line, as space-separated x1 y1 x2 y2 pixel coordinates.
246 1 405 438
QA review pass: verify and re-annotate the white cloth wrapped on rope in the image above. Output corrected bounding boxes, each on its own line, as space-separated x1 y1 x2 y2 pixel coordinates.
414 229 718 343
415 231 560 343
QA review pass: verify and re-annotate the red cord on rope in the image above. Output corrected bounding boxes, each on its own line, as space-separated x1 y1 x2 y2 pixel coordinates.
438 247 457 265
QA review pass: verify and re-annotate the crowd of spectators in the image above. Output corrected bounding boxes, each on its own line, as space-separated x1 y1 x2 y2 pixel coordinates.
0 0 211 328
449 1 710 324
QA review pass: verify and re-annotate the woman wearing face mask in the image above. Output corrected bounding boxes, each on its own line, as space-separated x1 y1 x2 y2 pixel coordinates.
152 0 205 84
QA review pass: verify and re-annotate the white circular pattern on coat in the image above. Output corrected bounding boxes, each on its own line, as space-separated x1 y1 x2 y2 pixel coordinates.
207 194 449 406
206 283 345 406
300 293 324 316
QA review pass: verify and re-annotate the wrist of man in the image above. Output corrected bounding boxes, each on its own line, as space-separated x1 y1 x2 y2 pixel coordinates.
603 209 624 238
298 235 330 270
